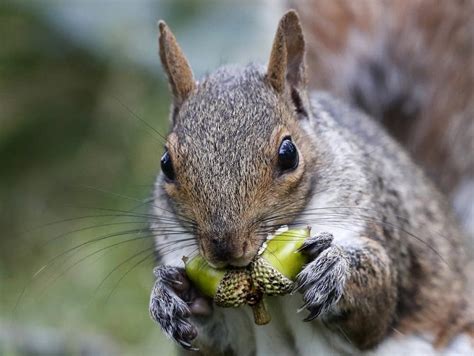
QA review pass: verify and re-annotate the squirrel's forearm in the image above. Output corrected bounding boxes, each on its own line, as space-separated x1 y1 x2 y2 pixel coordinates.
329 238 396 350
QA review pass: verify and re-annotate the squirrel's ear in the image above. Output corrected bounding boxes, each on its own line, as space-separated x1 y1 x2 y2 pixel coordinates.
267 10 307 93
158 21 196 105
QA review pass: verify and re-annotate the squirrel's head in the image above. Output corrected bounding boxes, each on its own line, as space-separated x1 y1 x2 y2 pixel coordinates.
156 11 316 267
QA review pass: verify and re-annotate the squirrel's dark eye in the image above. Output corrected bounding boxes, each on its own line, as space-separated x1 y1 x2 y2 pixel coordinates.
161 150 175 181
278 137 299 171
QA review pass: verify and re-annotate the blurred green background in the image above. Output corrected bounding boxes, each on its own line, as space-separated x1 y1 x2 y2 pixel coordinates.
0 1 281 354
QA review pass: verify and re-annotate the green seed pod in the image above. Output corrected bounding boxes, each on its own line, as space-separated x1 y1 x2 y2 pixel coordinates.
260 227 309 280
183 227 310 325
183 255 226 298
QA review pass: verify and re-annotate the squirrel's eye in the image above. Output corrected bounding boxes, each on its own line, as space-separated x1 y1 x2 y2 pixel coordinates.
161 150 175 181
278 137 299 172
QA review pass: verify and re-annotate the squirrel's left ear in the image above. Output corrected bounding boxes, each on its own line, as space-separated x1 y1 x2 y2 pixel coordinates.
267 10 307 94
158 21 196 106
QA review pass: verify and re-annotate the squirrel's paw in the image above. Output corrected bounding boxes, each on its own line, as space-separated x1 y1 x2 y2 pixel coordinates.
294 234 349 321
149 265 212 350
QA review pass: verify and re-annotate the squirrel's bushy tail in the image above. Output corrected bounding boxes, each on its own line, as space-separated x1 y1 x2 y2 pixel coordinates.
291 0 474 240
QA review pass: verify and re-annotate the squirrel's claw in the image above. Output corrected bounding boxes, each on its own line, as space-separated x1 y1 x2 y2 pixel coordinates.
303 304 324 322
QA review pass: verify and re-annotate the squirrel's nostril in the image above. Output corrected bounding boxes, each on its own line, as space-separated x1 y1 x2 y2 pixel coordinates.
210 235 222 247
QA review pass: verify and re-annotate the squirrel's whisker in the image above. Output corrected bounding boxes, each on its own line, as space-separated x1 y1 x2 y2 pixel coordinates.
93 246 156 301
111 95 168 143
36 237 153 299
103 250 157 304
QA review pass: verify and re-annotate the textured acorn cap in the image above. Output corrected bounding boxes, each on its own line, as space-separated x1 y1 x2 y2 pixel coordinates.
214 269 253 307
250 257 293 296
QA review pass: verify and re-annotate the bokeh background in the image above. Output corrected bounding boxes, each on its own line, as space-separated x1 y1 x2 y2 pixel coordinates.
0 1 282 354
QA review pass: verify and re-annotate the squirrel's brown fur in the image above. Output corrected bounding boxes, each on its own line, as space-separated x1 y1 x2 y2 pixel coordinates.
291 0 474 237
149 8 474 355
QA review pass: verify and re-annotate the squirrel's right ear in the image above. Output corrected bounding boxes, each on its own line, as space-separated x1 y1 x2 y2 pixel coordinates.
267 10 307 93
158 21 196 106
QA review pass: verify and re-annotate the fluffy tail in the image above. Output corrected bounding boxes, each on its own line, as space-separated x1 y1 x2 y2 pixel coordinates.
291 0 474 240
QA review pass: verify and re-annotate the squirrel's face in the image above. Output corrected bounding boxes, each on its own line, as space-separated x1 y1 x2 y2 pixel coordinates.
156 13 314 267
160 66 315 267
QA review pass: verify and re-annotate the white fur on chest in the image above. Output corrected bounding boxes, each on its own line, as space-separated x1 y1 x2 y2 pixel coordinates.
155 230 197 267
369 333 474 356
303 190 364 249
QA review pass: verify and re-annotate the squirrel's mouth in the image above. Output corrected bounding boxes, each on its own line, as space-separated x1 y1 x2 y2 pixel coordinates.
204 249 256 269
201 225 289 269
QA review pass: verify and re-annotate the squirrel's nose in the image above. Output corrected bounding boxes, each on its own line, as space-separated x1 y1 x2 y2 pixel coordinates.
206 235 251 267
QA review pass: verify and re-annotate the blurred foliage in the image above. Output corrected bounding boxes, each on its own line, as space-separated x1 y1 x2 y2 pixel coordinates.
0 1 173 354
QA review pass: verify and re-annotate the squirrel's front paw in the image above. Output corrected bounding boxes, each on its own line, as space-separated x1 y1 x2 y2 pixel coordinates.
294 233 349 321
149 265 212 350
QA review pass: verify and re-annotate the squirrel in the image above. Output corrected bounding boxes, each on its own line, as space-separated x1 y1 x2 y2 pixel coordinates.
149 7 474 356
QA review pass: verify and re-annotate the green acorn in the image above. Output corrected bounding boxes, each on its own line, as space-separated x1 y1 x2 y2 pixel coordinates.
183 227 310 325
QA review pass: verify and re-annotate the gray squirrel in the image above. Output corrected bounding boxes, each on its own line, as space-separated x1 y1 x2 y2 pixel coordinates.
149 8 474 356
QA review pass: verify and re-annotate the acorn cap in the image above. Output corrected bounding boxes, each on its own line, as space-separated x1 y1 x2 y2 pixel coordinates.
214 269 252 307
250 257 293 296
